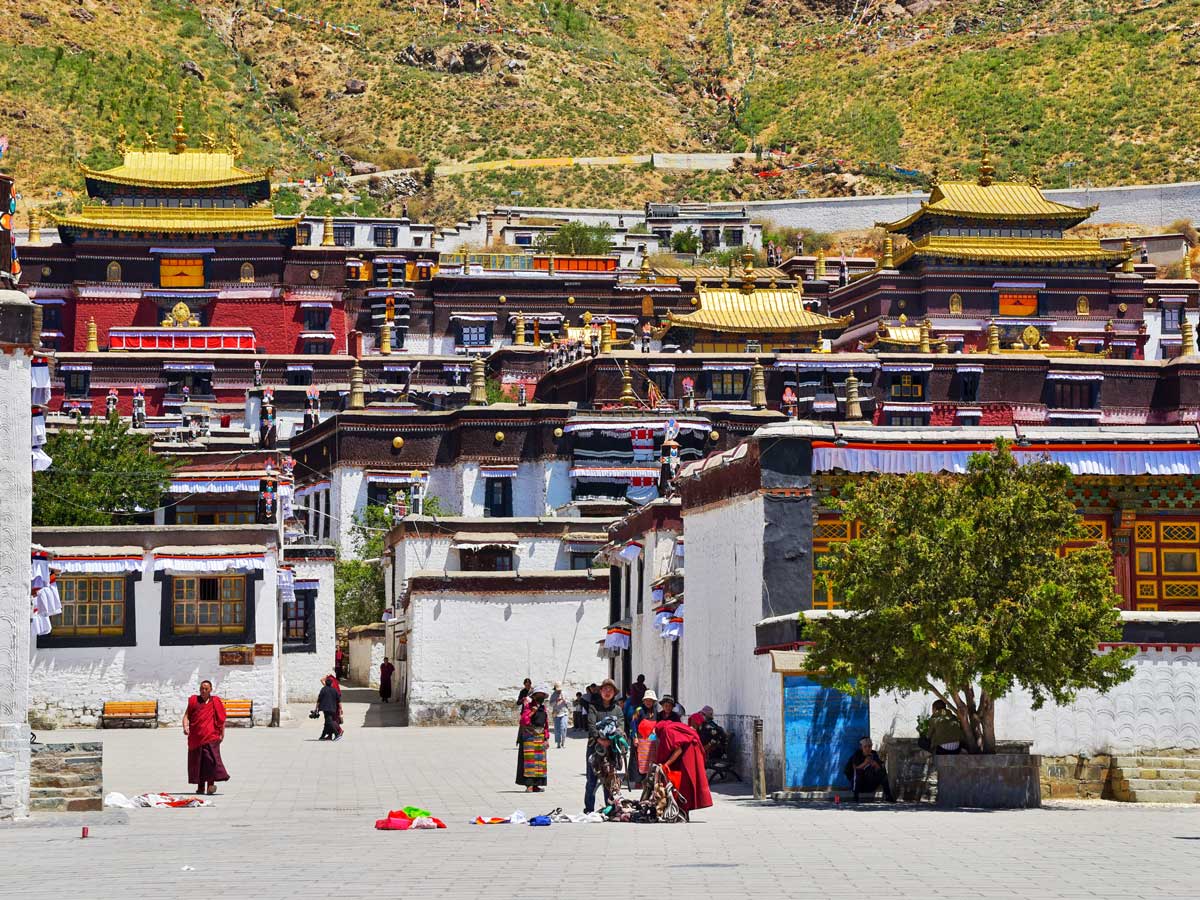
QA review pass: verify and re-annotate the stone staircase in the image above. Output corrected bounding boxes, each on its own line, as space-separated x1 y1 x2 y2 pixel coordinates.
29 742 103 812
1111 752 1200 803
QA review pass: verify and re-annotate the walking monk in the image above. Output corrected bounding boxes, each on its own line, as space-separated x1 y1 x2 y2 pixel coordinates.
183 679 229 795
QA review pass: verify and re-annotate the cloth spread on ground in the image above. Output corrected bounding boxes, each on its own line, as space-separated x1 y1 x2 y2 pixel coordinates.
374 806 446 830
105 791 213 808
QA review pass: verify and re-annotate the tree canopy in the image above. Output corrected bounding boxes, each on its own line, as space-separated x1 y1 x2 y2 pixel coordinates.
806 440 1134 753
534 221 614 256
33 419 180 526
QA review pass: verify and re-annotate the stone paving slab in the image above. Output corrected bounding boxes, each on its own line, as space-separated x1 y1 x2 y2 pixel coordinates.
3 695 1199 899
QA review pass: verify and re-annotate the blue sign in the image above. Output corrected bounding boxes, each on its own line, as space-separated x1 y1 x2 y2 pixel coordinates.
782 675 870 790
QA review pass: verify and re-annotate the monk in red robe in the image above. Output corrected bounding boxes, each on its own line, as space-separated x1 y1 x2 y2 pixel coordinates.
183 680 229 795
654 719 713 814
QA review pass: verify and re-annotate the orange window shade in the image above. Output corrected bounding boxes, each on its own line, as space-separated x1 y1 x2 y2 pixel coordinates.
160 258 205 288
998 291 1038 317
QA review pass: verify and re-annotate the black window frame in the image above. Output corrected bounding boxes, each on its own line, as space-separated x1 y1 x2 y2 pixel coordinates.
64 370 91 399
707 371 748 401
649 370 674 400
332 225 355 247
1047 381 1100 410
636 556 645 614
282 587 317 654
570 552 594 570
373 226 398 248
484 477 513 518
285 368 314 387
1162 305 1184 334
887 413 928 427
457 322 493 347
957 373 980 403
166 372 215 399
302 307 331 331
888 374 925 400
158 570 260 646
302 340 332 355
460 548 515 572
37 572 139 649
41 305 63 331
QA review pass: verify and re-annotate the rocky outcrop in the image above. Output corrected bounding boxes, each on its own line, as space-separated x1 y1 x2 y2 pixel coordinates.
396 41 497 74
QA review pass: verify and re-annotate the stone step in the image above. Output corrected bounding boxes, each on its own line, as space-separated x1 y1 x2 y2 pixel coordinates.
1112 767 1200 781
1118 777 1200 793
1123 788 1200 803
1111 756 1200 769
29 786 102 801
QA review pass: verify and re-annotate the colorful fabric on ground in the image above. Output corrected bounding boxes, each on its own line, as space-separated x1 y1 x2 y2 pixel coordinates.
375 807 446 830
472 816 509 825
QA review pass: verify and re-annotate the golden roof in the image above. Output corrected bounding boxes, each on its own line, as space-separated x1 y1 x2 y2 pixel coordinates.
664 286 850 334
883 180 1096 231
892 235 1129 267
652 265 790 282
53 205 297 235
81 149 269 190
860 320 946 352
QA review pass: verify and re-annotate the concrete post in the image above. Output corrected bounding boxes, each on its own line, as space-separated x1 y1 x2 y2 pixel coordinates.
753 717 766 801
0 288 34 820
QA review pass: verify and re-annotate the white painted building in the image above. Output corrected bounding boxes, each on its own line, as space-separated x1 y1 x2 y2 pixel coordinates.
298 215 437 251
29 525 335 726
384 517 612 723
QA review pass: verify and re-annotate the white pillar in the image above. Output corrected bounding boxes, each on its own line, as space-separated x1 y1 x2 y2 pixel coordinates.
0 289 34 820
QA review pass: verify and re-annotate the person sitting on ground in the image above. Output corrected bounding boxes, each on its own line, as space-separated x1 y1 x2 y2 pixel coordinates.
657 694 682 723
843 736 895 802
924 699 966 755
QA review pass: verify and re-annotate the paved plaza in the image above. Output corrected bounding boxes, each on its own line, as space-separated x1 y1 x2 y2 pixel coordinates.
2 689 1198 899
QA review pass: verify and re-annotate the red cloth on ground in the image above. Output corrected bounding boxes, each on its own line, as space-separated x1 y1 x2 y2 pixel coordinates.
185 695 226 751
654 720 713 812
375 809 447 830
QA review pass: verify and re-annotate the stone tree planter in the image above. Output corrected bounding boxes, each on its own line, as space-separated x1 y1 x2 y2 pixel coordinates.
935 752 1042 808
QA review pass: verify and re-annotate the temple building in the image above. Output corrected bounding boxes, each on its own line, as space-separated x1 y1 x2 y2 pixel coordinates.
827 150 1199 361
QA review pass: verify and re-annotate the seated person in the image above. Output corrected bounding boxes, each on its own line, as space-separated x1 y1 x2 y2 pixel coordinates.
695 707 727 764
843 736 895 802
924 699 966 755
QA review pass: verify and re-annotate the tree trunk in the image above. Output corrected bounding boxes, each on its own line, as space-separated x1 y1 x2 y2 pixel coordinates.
980 692 997 754
941 686 980 753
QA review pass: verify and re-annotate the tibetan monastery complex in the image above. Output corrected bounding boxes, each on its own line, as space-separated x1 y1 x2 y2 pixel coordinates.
5 113 1200 814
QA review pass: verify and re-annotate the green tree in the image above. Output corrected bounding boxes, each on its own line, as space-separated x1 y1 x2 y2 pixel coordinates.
535 221 614 256
334 494 445 628
669 227 701 255
806 440 1134 753
33 420 180 526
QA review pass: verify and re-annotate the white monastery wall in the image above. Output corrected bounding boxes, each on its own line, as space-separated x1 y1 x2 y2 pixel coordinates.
281 558 336 704
29 551 279 727
407 588 608 724
630 526 682 701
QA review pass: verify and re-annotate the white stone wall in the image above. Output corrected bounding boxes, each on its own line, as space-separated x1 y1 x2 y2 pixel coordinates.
348 630 385 686
281 558 336 703
331 466 365 552
29 551 280 727
630 526 682 701
0 332 32 819
408 588 608 723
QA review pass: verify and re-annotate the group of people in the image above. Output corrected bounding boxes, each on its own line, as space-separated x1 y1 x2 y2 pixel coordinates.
842 700 969 802
515 674 719 820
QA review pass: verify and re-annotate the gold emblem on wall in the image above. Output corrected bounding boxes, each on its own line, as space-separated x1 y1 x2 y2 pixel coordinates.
1076 296 1090 316
948 293 963 315
1020 324 1042 349
162 301 200 328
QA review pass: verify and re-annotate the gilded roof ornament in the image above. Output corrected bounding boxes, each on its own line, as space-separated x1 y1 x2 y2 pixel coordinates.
142 131 159 151
740 250 756 294
226 123 243 161
171 95 188 154
200 132 218 151
116 124 129 155
978 137 995 187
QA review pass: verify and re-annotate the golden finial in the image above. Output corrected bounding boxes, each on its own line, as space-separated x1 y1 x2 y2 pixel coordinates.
513 310 526 346
740 250 756 294
898 313 908 325
172 94 188 153
581 310 593 326
1184 248 1193 281
200 132 218 151
639 249 651 282
321 212 335 247
27 210 41 245
750 359 767 410
226 123 242 160
815 248 827 278
468 354 488 406
142 131 159 151
116 124 129 155
844 373 862 420
881 235 895 270
928 166 939 187
1030 172 1043 189
987 321 1000 355
618 363 637 408
1121 239 1135 274
349 363 366 409
86 317 99 353
919 319 932 353
978 137 995 187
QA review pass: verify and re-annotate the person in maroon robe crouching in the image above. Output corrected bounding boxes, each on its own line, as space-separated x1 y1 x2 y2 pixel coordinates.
183 680 230 795
654 719 713 815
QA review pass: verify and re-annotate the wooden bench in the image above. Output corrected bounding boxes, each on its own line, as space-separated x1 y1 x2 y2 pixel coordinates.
100 700 158 728
223 699 254 726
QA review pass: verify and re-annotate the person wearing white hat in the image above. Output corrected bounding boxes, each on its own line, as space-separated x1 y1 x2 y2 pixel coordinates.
549 682 570 749
630 688 660 788
517 683 551 792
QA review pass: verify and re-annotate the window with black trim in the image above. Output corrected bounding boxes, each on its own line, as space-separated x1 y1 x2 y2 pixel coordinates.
460 549 514 571
303 308 330 331
484 477 513 518
458 322 492 347
1162 305 1184 334
303 340 331 355
889 374 924 400
282 588 316 652
286 368 314 387
649 370 673 400
41 305 62 331
373 226 398 248
297 224 312 244
887 413 927 427
55 576 126 636
166 372 214 398
332 225 355 247
957 373 979 403
570 552 594 570
636 557 644 614
1047 381 1099 409
367 482 393 509
171 575 246 635
708 372 747 401
64 370 91 399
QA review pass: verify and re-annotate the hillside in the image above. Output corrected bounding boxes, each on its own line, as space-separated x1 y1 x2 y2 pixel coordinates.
3 0 1199 223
